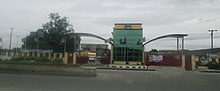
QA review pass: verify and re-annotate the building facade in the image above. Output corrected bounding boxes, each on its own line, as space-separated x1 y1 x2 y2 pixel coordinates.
112 23 144 65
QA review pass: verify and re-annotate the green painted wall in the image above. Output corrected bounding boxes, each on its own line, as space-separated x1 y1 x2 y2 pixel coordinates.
113 29 143 62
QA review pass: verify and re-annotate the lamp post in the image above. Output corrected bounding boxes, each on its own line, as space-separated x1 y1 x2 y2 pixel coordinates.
208 29 217 62
16 36 20 57
9 27 13 50
208 30 217 49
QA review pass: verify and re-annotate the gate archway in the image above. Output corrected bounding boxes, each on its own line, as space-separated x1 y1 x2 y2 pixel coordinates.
143 34 188 51
69 33 113 45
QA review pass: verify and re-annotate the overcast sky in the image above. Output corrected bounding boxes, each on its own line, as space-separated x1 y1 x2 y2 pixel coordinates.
0 0 220 51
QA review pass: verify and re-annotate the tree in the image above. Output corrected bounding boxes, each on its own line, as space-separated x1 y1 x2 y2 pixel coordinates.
22 13 75 52
41 13 75 52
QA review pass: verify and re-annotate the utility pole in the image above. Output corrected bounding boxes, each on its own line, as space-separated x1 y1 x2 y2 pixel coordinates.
208 30 217 49
9 27 13 50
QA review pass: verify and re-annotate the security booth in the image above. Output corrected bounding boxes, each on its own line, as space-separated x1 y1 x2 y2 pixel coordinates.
111 23 144 65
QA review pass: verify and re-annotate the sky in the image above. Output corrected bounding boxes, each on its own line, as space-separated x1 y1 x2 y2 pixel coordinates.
0 0 220 51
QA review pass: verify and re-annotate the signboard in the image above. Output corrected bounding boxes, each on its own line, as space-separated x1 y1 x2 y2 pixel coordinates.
152 55 163 62
207 53 220 58
89 57 95 60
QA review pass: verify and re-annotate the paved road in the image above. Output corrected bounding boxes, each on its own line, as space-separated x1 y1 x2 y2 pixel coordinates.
0 67 220 91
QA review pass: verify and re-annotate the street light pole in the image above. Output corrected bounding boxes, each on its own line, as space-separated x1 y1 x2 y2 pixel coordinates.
208 30 217 49
16 36 20 57
9 27 13 50
208 30 217 62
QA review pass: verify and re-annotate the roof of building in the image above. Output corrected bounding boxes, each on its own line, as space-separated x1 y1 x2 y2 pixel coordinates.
184 48 220 56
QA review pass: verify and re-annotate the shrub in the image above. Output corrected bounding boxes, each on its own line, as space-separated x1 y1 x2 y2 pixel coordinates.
112 61 114 64
196 61 209 66
36 57 49 62
126 61 129 65
25 57 35 61
10 57 25 61
141 62 144 65
52 59 63 64
208 61 219 69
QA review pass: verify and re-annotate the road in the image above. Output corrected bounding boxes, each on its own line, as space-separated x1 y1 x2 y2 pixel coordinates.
0 67 220 91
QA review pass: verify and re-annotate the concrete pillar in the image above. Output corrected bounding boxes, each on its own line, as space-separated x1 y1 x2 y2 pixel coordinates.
37 53 40 58
181 55 185 68
59 53 61 59
43 53 46 57
53 53 56 60
21 52 24 57
63 52 68 64
15 52 19 57
191 55 196 71
27 52 30 57
60 53 63 59
73 53 76 64
48 53 51 60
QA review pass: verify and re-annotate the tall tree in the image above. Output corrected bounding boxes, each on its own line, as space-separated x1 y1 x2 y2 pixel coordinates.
22 13 75 52
42 13 74 52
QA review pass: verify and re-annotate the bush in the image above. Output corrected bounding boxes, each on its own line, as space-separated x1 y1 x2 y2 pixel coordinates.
52 59 64 64
208 61 219 69
196 61 209 66
10 57 24 61
112 61 114 64
126 61 129 65
217 62 220 70
25 57 35 61
36 57 49 62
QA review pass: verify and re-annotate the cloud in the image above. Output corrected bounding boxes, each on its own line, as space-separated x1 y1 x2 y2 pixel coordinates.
0 0 220 49
183 17 220 24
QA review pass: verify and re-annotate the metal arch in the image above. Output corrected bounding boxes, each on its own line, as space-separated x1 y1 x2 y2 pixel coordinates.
69 33 113 45
143 34 188 45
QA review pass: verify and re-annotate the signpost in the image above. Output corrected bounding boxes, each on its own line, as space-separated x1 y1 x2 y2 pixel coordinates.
152 55 163 62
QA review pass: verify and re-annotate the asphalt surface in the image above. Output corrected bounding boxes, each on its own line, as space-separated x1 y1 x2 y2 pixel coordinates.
0 67 220 91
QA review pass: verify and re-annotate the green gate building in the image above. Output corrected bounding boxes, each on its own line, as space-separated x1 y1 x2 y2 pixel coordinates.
112 23 144 65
